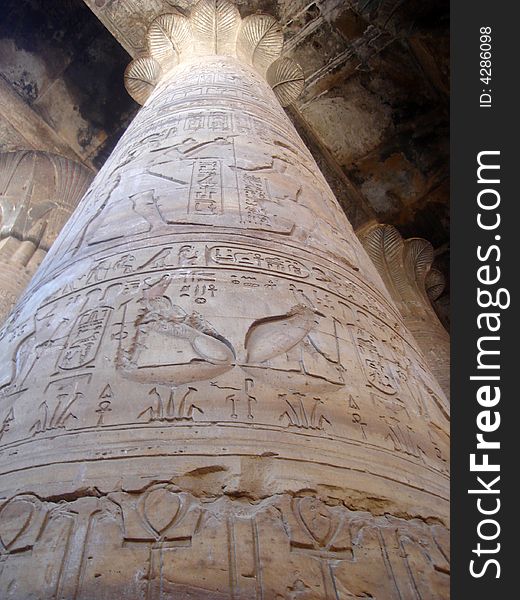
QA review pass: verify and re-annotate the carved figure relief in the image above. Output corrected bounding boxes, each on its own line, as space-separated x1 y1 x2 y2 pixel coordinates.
243 304 346 391
0 151 93 321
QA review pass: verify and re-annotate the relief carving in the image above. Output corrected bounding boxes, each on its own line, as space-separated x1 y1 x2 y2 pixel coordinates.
0 1 448 595
359 224 450 397
116 284 235 386
0 493 448 597
243 303 346 392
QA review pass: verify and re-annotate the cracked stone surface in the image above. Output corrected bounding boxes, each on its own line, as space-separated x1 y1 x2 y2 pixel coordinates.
0 489 449 599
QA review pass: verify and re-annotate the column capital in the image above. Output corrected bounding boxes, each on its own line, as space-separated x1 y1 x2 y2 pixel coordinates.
123 0 304 107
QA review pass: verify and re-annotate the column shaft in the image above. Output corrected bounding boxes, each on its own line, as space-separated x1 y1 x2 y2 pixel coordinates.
0 55 449 599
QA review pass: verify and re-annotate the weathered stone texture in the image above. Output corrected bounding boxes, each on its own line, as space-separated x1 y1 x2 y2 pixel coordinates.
0 0 138 168
360 224 450 397
0 3 449 597
0 491 449 599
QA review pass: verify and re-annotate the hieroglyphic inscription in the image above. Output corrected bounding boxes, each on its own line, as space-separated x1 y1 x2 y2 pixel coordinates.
58 307 112 369
0 408 14 442
240 172 271 227
0 491 449 599
0 34 448 596
207 244 310 278
279 393 331 431
137 387 202 423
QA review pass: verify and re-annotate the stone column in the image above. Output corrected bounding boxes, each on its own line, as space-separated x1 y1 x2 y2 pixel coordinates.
359 223 450 397
0 2 449 598
0 150 93 321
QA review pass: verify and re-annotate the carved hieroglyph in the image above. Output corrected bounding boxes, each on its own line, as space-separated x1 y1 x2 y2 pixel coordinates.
0 2 449 597
360 224 450 397
0 150 94 322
